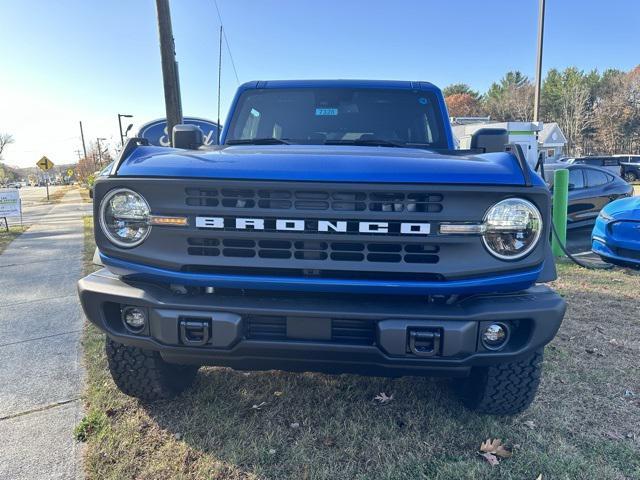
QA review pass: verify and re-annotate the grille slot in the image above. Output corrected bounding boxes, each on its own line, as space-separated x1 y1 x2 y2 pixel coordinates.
185 187 443 213
187 237 440 264
332 319 376 345
244 315 286 340
244 316 375 345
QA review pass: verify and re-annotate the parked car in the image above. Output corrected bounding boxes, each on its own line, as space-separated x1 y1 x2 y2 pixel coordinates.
545 164 633 229
567 156 625 177
615 155 640 182
592 196 640 269
78 79 566 415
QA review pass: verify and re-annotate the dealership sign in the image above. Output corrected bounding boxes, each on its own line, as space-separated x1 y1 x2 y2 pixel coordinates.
137 117 221 147
0 189 21 217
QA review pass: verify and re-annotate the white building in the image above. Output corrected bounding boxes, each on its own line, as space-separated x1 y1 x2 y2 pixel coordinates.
537 123 567 162
452 121 543 168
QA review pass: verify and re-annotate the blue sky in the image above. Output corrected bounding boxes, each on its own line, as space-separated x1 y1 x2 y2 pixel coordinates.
1 0 638 168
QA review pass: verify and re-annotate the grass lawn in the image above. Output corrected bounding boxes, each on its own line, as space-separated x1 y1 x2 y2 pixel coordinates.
78 186 92 204
0 224 25 254
78 219 640 479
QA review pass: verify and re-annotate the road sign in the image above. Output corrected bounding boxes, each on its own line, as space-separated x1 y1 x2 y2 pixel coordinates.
37 156 54 171
67 168 74 177
0 189 21 217
137 117 221 147
0 188 22 231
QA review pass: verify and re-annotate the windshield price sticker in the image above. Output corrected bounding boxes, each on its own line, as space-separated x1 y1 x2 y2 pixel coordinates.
315 108 338 116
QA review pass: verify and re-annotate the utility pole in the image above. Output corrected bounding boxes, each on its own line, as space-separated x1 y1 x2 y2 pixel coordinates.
217 25 223 144
155 0 183 144
96 137 106 169
75 149 83 160
79 121 88 159
533 0 546 122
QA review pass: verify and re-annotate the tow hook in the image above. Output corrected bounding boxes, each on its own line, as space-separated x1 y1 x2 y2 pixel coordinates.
179 318 211 346
407 329 441 357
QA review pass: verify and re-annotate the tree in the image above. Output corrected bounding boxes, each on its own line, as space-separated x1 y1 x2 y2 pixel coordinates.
445 93 483 117
0 133 15 160
623 66 640 153
0 162 18 184
483 71 534 121
540 68 594 155
591 69 627 154
443 83 480 99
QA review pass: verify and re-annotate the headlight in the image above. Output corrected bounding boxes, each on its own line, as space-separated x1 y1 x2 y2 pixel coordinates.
482 198 542 260
99 188 151 247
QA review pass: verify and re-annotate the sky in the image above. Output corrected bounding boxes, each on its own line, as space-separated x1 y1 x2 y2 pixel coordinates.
0 0 638 168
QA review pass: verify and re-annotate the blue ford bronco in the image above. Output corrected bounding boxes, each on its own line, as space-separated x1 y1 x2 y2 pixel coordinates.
78 80 565 414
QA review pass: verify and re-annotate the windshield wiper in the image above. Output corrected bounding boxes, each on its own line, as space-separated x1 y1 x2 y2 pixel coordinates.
226 138 291 145
324 139 407 148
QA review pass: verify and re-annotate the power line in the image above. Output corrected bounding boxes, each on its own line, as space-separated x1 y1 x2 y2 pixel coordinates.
212 0 240 84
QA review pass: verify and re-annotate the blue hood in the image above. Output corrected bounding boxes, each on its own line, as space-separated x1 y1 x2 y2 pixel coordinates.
602 196 640 220
116 144 530 185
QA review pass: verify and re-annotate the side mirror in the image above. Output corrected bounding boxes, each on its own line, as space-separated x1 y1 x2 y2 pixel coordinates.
470 128 508 153
172 124 204 149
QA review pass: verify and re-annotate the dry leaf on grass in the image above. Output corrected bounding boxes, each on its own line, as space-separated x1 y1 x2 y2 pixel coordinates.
273 391 284 397
480 438 512 458
535 475 542 480
290 422 300 428
523 420 536 429
479 452 499 466
374 392 394 404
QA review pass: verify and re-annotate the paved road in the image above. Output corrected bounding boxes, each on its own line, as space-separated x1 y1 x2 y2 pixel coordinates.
0 189 90 479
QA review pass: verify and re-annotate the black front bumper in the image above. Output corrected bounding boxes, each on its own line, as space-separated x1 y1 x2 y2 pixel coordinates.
78 269 565 378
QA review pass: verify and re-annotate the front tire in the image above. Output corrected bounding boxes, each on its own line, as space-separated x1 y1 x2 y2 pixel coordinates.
106 337 199 401
455 349 543 415
624 171 637 183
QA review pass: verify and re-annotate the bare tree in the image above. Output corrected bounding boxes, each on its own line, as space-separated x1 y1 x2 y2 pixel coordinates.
558 81 593 155
0 133 15 160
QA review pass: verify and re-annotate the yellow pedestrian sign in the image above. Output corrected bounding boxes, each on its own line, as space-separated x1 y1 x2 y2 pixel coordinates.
67 168 74 177
37 156 54 171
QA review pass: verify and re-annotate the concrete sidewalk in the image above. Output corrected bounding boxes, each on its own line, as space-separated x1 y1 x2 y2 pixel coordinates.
0 189 90 479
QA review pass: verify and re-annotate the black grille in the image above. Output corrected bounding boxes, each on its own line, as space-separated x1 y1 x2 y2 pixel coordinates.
188 237 439 264
186 187 443 213
244 315 375 345
616 247 640 260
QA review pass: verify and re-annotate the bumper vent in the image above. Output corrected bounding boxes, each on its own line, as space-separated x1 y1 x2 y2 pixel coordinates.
616 247 640 260
244 315 375 345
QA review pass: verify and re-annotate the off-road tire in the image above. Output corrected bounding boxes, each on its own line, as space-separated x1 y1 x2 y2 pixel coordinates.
455 349 543 415
106 337 199 401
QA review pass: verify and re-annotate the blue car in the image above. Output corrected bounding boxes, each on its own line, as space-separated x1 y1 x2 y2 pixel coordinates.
592 196 640 268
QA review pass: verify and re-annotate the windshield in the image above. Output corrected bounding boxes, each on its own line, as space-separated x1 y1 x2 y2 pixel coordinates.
225 87 447 148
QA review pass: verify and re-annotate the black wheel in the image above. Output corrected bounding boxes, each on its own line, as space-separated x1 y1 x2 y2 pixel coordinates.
454 349 543 415
105 337 199 401
624 171 637 183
